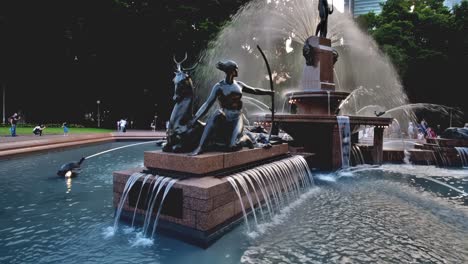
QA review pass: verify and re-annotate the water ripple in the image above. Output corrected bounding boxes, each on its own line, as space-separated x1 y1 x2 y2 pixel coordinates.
242 179 468 263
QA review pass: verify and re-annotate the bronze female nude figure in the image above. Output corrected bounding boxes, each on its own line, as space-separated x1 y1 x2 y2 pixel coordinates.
187 60 274 156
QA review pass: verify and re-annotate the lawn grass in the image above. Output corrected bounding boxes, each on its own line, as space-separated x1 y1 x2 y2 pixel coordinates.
0 127 113 136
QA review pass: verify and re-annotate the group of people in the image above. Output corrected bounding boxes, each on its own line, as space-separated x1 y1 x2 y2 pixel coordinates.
407 119 439 139
7 112 69 137
116 119 127 132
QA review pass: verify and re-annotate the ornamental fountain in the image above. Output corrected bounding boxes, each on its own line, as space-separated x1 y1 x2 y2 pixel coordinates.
258 34 393 170
110 0 464 251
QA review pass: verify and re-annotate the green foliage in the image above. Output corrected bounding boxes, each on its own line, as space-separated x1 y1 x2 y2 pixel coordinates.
356 0 468 116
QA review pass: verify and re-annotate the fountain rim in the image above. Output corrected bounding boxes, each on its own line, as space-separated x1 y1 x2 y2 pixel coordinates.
284 90 350 99
256 113 393 126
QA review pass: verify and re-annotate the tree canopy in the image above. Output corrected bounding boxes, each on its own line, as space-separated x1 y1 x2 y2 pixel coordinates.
357 0 468 125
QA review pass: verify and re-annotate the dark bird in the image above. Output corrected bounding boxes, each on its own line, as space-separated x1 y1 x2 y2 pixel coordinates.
374 110 386 117
57 157 85 177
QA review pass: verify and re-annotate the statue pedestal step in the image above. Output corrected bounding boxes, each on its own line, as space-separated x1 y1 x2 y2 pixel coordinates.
144 144 289 176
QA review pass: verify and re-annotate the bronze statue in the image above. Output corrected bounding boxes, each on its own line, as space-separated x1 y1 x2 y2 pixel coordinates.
315 0 333 38
163 54 204 153
186 60 274 156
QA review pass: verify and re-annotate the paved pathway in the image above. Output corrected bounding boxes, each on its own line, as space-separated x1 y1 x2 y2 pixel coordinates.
0 130 166 159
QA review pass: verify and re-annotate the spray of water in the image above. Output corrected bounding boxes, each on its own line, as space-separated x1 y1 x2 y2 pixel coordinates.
192 0 414 123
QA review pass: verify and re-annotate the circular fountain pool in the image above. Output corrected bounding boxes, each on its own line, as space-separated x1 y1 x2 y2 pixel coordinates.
0 142 467 263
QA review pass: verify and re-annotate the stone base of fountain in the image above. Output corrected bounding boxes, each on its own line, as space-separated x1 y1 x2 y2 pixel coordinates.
355 137 468 167
257 114 393 170
415 138 468 167
113 144 289 248
426 138 468 148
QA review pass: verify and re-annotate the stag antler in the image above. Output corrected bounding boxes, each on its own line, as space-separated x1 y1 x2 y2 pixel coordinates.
173 52 188 71
182 54 204 72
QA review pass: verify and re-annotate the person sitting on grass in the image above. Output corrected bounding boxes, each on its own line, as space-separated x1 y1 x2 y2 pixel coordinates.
33 124 46 136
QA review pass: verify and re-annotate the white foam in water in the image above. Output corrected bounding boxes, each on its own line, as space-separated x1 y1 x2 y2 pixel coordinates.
123 226 135 234
102 226 115 239
130 232 154 248
247 187 320 239
315 174 337 182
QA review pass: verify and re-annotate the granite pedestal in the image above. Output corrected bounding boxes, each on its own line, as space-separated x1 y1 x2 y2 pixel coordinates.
113 144 289 247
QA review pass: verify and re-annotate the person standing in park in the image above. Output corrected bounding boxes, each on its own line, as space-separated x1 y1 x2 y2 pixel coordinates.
408 122 415 139
120 118 127 133
8 113 20 137
62 122 69 136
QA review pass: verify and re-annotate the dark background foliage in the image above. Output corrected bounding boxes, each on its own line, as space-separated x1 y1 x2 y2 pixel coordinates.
0 0 466 128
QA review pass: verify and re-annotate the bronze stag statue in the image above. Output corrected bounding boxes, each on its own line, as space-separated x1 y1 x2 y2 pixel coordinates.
163 53 204 153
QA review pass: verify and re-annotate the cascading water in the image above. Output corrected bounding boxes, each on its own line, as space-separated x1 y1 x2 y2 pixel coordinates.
131 174 152 227
351 145 365 165
113 172 145 232
112 173 178 240
227 155 313 231
434 146 451 167
337 116 351 168
455 147 468 168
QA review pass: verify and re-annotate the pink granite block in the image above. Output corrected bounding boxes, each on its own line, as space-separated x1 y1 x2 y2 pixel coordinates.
223 144 288 168
207 179 232 197
183 196 213 212
160 208 197 228
196 202 235 231
113 168 143 184
175 182 209 200
113 173 129 184
212 191 237 209
113 182 126 194
175 177 224 199
144 150 224 174
113 192 122 208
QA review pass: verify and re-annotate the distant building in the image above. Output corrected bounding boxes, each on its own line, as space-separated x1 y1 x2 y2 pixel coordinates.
344 0 462 17
444 0 462 7
348 0 386 16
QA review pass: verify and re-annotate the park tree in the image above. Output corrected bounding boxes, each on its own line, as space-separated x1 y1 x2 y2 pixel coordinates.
357 0 468 122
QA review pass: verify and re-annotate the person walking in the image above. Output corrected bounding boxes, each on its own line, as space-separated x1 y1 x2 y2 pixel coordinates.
120 118 127 133
8 113 20 137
